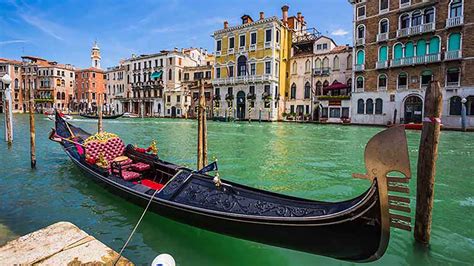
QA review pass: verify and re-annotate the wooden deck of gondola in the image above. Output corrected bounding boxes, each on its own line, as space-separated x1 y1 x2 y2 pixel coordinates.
0 221 132 265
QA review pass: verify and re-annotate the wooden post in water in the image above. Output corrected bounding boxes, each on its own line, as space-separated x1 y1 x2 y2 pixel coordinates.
414 81 443 245
197 79 207 169
29 80 36 168
2 74 13 144
98 93 103 133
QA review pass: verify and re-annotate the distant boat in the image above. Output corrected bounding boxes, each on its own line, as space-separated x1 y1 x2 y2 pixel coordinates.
47 113 73 121
49 111 413 262
122 112 139 118
80 113 124 119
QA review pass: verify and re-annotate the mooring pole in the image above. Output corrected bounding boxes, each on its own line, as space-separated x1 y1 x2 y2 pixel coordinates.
98 93 103 133
414 81 443 245
259 108 262 123
393 109 398 125
461 98 467 132
29 80 36 168
197 79 205 170
2 74 13 144
201 80 208 166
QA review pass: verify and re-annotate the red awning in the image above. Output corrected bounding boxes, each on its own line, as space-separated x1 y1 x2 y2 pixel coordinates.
323 82 349 91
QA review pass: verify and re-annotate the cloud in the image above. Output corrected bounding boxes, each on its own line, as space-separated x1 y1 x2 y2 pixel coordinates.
20 14 64 41
332 29 349 36
0 39 28 45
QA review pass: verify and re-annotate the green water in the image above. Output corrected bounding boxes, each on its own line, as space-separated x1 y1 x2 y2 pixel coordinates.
0 114 473 265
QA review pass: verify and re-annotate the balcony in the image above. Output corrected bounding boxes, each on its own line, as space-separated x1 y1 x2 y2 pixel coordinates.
376 60 389 69
317 95 351 101
400 1 411 9
212 75 277 86
390 53 441 67
249 44 256 51
377 33 389 42
314 67 331 76
445 50 462 61
356 38 365 46
397 22 435 38
446 16 463 28
354 64 365 72
216 51 222 56
264 42 272 49
238 46 246 53
228 48 234 54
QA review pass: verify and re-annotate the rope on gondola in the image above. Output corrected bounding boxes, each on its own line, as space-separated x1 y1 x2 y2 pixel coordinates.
113 184 161 265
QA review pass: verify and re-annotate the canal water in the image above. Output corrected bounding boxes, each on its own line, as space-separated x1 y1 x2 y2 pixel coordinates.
0 114 472 265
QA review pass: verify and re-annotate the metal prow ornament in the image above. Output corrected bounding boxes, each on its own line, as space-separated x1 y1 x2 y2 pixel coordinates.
353 125 412 260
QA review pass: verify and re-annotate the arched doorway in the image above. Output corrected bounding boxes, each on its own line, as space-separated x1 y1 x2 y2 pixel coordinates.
171 106 177 117
236 91 246 120
404 95 423 124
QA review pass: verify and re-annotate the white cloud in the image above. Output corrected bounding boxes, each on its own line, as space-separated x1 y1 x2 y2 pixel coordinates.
0 39 28 45
332 29 349 36
20 14 64 41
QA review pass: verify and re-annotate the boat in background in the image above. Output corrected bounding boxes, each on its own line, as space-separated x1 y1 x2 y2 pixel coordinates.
123 112 139 118
80 113 124 119
47 112 73 121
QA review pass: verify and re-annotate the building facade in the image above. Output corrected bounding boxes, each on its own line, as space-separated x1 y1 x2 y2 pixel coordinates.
0 58 24 113
182 61 214 118
105 62 128 114
212 6 294 121
288 35 353 122
349 0 473 128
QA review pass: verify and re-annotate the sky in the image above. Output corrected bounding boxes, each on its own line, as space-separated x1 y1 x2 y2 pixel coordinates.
0 0 353 69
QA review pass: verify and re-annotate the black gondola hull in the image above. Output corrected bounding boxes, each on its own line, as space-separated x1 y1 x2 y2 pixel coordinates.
79 113 124 119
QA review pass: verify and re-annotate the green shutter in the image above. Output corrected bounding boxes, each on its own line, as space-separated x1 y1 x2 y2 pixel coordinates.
405 42 414 57
394 44 403 59
448 33 461 51
357 50 365 65
429 37 440 54
416 40 426 56
379 46 388 61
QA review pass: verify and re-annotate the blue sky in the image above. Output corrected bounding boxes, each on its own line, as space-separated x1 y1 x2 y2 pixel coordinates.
0 0 353 69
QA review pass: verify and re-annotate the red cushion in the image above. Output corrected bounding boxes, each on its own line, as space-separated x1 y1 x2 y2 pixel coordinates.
141 179 164 190
85 137 125 161
122 170 141 181
131 162 150 172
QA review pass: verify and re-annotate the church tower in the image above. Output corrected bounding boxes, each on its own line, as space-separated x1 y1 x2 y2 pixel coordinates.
91 41 101 69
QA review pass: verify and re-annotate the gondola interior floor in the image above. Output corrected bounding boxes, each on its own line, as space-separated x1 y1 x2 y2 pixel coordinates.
134 179 165 191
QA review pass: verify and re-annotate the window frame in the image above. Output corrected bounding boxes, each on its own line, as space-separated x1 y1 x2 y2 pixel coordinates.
378 74 388 90
357 5 366 20
380 0 390 14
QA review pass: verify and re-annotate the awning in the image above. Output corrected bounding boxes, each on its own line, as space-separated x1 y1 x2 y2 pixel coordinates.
151 71 162 79
323 82 349 91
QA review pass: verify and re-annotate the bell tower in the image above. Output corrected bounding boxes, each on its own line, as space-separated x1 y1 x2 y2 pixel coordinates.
91 41 101 69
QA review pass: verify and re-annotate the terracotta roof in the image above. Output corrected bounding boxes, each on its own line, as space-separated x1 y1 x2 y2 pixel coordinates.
0 58 22 65
76 67 104 73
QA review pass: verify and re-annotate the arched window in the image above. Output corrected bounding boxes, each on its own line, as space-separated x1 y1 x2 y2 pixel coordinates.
356 76 364 91
424 7 435 23
366 99 374 114
446 67 461 86
347 78 352 90
178 69 182 80
357 99 365 114
400 14 410 29
421 70 433 87
322 57 329 68
379 46 388 61
378 74 387 90
237 56 247 76
412 11 422 26
429 36 440 54
56 79 61 86
333 56 340 70
375 98 383 114
56 92 61 99
292 62 297 74
449 96 462 115
305 60 311 73
347 55 352 69
290 83 296 99
417 39 427 56
393 43 403 59
62 92 66 100
449 0 463 18
380 19 389 34
315 58 321 69
356 50 365 65
304 82 311 99
466 96 474 116
323 80 329 88
14 78 19 89
405 42 414 57
448 33 462 51
398 72 408 89
357 25 365 39
168 69 172 80
316 81 322 95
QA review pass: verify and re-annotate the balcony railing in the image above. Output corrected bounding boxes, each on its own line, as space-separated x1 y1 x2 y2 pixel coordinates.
400 1 411 9
376 60 389 69
314 67 331 76
354 64 365 72
212 75 277 85
238 46 246 52
377 32 389 42
216 51 221 56
228 48 234 54
445 50 462 61
249 44 256 51
356 38 365 46
390 53 441 67
446 16 464 28
397 22 435 38
264 42 272 49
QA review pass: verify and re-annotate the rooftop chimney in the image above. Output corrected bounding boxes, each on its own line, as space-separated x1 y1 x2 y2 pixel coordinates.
297 12 302 20
224 21 229 29
281 5 289 25
301 15 305 23
259 11 265 20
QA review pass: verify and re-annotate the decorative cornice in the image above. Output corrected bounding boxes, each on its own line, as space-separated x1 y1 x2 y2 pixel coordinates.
213 16 282 36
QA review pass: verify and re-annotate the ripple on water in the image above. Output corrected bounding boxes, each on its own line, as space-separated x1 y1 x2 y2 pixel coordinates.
459 197 474 207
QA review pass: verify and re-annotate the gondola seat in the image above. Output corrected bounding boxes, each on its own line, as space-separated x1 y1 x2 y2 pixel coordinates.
85 137 131 165
131 162 150 172
121 170 141 181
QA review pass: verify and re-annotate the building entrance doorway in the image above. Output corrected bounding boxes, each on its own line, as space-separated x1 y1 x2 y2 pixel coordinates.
236 91 246 120
171 106 177 117
404 95 423 124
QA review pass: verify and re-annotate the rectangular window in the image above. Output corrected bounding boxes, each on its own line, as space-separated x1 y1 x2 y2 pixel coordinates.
177 95 181 102
216 68 221 78
251 32 257 44
322 43 328 50
264 85 271 94
276 30 280 43
380 0 389 12
215 87 220 96
167 95 171 102
250 63 256 75
265 29 272 42
342 107 350 118
239 35 245 47
265 62 271 74
357 6 366 19
216 40 222 51
228 66 234 77
290 105 295 114
229 37 234 49
322 107 328 118
316 44 322 50
228 87 233 95
249 86 255 95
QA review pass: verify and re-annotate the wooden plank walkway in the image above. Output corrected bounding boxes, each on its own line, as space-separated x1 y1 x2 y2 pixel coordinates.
0 221 133 265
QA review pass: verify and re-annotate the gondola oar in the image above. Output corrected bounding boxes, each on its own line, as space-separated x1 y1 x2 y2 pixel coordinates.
49 129 85 147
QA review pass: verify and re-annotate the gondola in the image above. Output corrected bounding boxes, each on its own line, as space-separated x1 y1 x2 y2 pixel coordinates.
80 113 124 119
50 112 412 262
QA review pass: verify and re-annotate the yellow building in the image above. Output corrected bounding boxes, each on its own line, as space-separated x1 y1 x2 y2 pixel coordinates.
212 5 298 121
